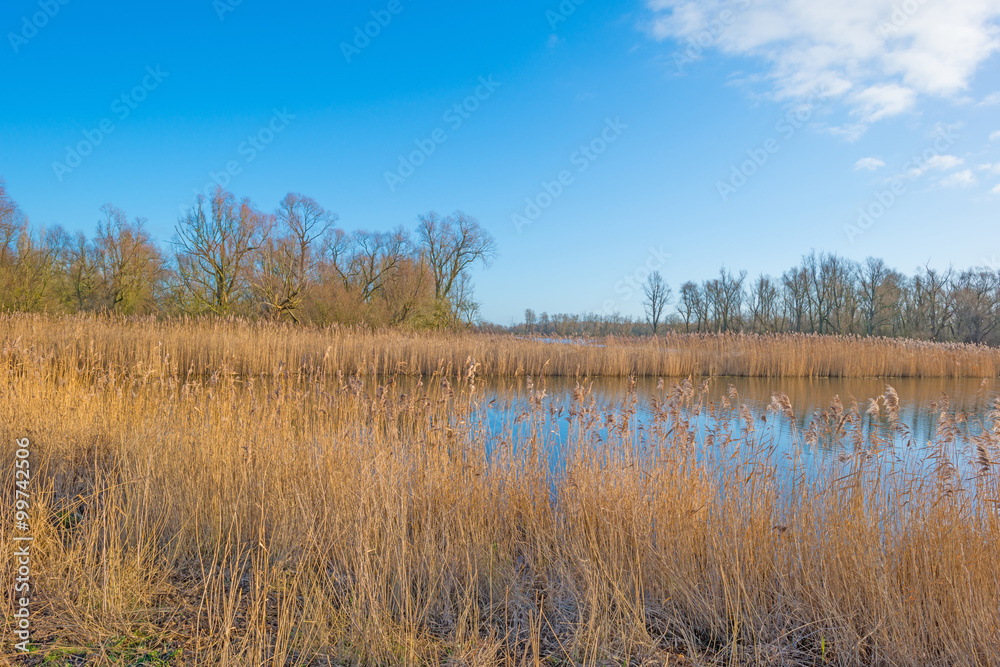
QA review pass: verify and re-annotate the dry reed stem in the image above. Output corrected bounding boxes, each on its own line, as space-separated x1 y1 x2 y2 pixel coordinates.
2 312 1000 380
0 317 998 665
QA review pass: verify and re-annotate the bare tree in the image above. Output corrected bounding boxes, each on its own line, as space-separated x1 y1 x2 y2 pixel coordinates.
253 236 303 320
92 205 164 313
351 228 411 302
912 265 954 340
524 308 537 333
782 267 810 333
950 268 1000 344
375 254 430 325
710 267 746 332
61 231 97 311
3 228 63 312
0 178 26 267
858 257 902 336
453 271 481 326
309 223 432 325
678 281 701 333
642 270 671 334
318 228 413 298
748 274 779 332
417 211 497 303
280 194 335 274
253 194 335 322
822 254 858 334
0 185 62 312
174 188 270 315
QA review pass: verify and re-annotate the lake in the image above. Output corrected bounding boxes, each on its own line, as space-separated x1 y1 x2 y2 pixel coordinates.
446 375 999 471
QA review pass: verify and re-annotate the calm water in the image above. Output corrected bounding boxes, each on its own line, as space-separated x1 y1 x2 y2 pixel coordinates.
463 376 998 466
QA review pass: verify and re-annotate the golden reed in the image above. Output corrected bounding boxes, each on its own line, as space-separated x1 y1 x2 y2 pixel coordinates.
0 315 998 665
2 313 999 379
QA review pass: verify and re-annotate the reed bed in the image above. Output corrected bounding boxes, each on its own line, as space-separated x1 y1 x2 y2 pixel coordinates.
2 321 999 666
2 313 1000 379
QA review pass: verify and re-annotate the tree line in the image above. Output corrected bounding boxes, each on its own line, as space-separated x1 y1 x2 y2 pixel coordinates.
0 180 496 327
509 255 1000 346
7 174 997 344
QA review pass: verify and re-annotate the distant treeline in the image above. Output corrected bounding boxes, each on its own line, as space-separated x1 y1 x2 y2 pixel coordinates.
500 255 1000 346
0 179 495 327
7 178 999 345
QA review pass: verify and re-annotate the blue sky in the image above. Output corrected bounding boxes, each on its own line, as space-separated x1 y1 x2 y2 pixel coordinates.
2 0 999 324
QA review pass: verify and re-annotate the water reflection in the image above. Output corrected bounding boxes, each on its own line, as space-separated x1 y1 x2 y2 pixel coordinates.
468 375 997 463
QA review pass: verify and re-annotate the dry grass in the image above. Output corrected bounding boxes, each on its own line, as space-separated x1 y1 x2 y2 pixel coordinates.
3 313 1000 379
1 315 999 666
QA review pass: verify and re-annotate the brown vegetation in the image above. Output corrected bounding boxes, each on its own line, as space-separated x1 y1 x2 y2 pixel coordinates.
0 182 495 328
6 179 1000 346
2 313 1000 380
1 319 999 665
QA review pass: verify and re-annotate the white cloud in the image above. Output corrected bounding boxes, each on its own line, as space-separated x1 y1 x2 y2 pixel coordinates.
991 130 1000 141
854 157 886 170
899 154 964 179
924 154 964 170
979 91 1000 106
939 169 977 187
647 0 1000 130
992 183 1000 194
903 155 964 178
849 83 918 123
978 162 1000 174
